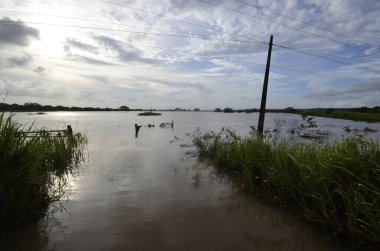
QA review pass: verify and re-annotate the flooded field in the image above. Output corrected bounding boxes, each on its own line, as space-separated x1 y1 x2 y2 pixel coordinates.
2 111 379 250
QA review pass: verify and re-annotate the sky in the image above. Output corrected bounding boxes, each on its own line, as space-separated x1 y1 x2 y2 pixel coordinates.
0 0 379 110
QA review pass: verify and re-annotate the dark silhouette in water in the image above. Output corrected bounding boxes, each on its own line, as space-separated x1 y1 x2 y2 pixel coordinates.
135 124 142 137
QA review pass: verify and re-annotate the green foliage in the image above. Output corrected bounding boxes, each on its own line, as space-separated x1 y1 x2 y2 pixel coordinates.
119 105 130 111
214 108 222 112
0 113 87 228
223 107 234 113
193 129 380 249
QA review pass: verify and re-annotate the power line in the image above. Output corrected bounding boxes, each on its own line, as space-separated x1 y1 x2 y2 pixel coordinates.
12 25 372 84
273 44 380 68
0 8 194 36
273 44 380 75
234 0 373 47
101 0 380 68
1 9 261 45
8 3 376 69
60 32 380 81
104 0 357 50
0 20 266 45
0 8 262 46
100 0 267 45
0 18 375 82
104 0 380 69
198 0 378 56
210 57 373 82
1 40 264 82
113 40 380 80
101 37 375 82
235 0 380 67
272 41 380 69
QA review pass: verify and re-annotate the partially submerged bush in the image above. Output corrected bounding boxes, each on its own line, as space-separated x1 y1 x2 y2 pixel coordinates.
223 107 234 113
193 128 380 249
0 113 87 228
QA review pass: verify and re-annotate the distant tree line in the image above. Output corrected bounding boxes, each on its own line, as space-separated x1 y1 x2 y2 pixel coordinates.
0 102 121 112
0 103 209 112
0 103 200 112
1 102 378 113
213 106 380 114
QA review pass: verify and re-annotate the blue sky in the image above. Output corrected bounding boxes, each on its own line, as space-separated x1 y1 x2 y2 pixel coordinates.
0 0 379 109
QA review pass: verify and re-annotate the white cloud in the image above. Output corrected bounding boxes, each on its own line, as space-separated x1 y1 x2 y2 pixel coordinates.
0 0 379 108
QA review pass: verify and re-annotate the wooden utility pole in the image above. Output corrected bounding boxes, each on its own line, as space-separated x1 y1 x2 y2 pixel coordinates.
258 35 273 136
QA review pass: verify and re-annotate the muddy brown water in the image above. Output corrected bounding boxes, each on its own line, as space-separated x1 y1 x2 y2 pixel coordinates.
3 111 378 250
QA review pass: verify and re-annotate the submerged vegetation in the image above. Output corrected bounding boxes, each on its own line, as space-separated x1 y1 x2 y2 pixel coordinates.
138 111 162 116
193 128 380 249
0 113 87 228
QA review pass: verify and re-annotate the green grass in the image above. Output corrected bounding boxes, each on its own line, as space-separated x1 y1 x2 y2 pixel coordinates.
0 113 87 228
302 111 380 122
193 129 380 250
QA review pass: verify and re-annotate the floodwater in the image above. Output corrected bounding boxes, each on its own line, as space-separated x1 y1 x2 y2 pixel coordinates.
2 111 379 251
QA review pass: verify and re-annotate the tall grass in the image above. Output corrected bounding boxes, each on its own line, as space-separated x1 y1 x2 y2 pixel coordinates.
193 128 380 249
0 113 87 228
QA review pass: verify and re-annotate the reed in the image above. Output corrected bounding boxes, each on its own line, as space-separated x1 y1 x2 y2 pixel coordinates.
0 113 87 228
193 128 380 249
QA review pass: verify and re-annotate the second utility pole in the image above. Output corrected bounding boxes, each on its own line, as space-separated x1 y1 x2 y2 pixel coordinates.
258 35 273 136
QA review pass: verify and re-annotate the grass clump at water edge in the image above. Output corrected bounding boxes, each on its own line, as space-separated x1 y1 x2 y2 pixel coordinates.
193 128 380 250
0 113 87 228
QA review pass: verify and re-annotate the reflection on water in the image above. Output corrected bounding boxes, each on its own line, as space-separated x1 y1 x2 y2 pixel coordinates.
2 111 375 250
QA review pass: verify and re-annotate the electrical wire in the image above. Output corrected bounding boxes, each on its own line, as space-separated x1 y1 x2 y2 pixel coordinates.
0 17 375 83
93 37 375 81
210 57 374 83
234 0 373 47
101 0 380 68
0 20 266 45
3 4 378 69
273 44 380 74
199 0 380 59
100 0 266 45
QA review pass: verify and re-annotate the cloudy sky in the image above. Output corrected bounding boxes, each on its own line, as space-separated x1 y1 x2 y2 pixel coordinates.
0 0 379 109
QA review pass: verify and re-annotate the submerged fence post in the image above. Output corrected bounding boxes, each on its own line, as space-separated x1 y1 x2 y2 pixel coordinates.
135 124 142 137
258 35 273 136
